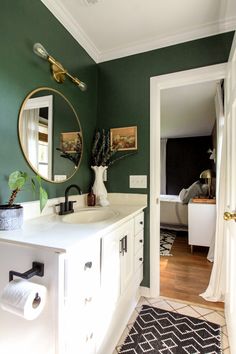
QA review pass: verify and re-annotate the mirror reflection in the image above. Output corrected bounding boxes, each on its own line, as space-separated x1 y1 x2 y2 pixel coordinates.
18 88 82 183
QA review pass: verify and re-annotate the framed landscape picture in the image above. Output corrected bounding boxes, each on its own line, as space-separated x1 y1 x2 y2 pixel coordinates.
60 132 81 153
110 126 137 151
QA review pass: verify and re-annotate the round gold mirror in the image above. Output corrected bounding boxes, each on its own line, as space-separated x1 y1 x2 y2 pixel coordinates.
18 87 83 183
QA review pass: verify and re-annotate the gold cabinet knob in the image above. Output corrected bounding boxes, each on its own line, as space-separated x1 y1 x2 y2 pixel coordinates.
224 212 236 221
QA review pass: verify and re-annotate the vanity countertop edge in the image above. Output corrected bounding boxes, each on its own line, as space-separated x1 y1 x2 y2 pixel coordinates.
0 203 147 253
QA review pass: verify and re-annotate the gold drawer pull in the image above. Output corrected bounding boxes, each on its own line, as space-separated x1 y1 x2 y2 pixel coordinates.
224 212 236 221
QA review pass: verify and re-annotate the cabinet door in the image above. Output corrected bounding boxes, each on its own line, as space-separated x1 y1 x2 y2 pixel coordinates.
120 220 134 293
101 229 121 308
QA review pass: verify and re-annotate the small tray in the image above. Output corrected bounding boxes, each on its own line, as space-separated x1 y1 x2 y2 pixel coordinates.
192 198 216 204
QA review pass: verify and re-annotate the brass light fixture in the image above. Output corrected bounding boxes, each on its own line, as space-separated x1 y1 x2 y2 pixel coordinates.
200 169 215 198
33 43 87 91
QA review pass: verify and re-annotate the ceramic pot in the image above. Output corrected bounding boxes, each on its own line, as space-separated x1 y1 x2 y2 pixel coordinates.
0 204 23 230
91 166 109 206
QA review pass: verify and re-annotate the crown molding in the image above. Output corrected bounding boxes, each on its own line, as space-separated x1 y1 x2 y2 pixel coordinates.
99 17 236 62
40 0 236 64
40 0 100 63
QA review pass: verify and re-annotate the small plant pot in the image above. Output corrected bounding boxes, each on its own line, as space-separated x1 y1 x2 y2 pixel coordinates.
0 204 23 231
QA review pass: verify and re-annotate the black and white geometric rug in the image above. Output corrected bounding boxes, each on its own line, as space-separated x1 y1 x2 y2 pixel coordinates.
118 305 221 354
160 229 176 256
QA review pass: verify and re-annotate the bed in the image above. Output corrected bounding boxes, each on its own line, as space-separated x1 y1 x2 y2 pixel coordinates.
160 194 188 231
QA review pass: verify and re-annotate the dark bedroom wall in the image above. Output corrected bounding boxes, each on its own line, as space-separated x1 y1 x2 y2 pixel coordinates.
0 0 98 204
166 136 213 195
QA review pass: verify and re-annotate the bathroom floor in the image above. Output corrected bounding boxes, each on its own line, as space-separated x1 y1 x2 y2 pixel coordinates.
113 296 230 353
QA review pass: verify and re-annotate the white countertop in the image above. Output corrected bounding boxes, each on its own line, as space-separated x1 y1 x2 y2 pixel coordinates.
0 200 146 253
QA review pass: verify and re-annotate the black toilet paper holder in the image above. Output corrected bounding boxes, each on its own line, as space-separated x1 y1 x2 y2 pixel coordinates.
9 262 44 282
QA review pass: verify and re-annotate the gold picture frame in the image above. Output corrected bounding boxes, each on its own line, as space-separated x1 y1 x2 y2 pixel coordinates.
110 126 137 151
60 132 81 153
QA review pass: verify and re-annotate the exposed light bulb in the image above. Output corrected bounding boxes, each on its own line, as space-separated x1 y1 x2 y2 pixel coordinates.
33 43 49 60
72 77 87 91
78 81 87 91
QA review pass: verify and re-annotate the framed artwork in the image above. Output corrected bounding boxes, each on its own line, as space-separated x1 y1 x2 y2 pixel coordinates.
110 126 137 151
60 132 81 153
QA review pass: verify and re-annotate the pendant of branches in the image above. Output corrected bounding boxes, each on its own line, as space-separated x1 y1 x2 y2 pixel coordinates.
91 129 135 167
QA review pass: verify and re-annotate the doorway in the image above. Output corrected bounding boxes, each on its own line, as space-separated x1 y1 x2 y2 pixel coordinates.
159 80 221 307
149 63 227 302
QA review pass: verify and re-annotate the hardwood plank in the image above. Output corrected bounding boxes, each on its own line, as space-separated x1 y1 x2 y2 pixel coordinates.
160 231 224 310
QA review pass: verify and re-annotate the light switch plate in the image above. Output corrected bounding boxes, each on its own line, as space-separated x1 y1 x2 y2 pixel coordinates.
129 175 147 189
54 175 67 182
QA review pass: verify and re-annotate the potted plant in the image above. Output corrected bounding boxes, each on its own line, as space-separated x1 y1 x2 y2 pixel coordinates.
0 171 48 231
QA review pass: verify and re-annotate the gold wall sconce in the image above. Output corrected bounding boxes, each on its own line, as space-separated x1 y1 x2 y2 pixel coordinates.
33 43 87 91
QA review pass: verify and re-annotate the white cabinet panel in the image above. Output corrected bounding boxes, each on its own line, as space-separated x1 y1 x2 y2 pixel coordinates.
0 242 63 354
188 201 216 247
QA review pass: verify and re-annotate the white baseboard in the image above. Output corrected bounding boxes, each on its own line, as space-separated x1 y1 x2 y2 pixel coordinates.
140 286 151 298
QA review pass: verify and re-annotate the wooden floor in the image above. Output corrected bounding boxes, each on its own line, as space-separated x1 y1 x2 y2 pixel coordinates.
160 231 224 310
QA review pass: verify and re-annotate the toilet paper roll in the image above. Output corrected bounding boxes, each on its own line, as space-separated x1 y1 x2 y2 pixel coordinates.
0 279 47 320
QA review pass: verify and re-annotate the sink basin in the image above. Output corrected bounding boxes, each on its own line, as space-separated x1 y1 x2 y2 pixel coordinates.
62 208 119 224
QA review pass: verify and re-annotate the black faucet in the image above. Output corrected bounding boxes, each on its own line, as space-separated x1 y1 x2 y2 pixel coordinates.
56 184 82 215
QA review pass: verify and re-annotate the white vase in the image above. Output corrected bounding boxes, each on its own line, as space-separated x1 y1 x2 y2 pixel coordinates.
91 166 109 206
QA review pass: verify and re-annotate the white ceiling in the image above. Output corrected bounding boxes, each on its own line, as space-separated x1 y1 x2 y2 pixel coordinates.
41 0 236 62
161 80 219 138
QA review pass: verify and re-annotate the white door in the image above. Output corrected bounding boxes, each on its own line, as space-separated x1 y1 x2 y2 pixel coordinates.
224 33 236 353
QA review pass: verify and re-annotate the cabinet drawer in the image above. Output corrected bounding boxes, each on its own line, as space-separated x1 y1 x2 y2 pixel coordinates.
135 230 144 254
134 212 144 235
134 247 143 271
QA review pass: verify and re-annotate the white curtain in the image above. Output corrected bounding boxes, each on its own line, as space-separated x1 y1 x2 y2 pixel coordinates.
21 108 39 169
160 138 167 194
201 83 226 301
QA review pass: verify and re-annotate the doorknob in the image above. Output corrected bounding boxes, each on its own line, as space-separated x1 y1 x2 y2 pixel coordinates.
224 212 236 221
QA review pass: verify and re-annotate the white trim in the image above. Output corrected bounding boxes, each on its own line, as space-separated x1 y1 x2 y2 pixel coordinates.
41 0 236 63
149 63 227 299
24 95 53 180
40 0 100 63
140 286 151 298
99 18 236 62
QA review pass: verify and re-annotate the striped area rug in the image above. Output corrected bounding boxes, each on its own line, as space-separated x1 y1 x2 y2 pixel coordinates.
118 305 221 354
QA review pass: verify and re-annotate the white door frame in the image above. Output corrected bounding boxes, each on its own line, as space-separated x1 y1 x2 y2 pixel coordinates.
149 63 227 298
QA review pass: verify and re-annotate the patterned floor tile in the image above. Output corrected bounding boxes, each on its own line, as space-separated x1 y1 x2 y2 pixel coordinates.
148 299 174 311
136 296 150 308
203 311 226 326
191 304 214 316
166 299 188 310
176 305 201 318
222 325 228 336
222 333 229 350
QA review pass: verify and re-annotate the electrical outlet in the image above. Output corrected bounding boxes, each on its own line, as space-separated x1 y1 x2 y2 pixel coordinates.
129 175 147 188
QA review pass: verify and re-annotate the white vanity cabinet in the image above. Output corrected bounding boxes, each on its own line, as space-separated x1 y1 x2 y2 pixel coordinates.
100 219 134 310
97 211 144 354
63 237 101 354
0 206 146 354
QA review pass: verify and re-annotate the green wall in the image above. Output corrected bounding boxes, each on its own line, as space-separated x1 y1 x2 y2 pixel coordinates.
0 0 234 287
0 0 97 204
97 32 234 286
